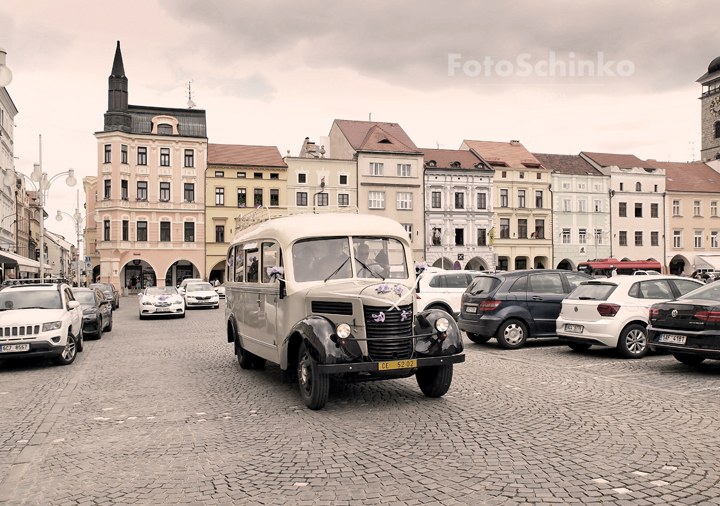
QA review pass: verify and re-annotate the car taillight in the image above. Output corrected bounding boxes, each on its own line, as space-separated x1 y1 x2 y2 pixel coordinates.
478 300 501 311
597 303 620 317
648 308 659 319
695 311 720 322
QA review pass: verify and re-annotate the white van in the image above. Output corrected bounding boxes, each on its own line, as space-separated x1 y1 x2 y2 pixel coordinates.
225 210 465 409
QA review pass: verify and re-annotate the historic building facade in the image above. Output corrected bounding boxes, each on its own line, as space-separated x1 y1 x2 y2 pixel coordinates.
0 87 18 257
422 148 494 270
92 42 207 289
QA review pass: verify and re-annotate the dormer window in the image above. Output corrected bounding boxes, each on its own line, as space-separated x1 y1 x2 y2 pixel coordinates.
427 160 437 168
378 138 392 144
450 161 461 168
157 124 173 135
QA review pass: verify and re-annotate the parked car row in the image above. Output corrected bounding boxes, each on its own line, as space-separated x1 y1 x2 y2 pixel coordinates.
137 281 219 319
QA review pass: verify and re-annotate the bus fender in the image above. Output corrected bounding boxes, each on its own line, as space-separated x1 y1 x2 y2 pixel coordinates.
284 316 361 366
414 308 464 357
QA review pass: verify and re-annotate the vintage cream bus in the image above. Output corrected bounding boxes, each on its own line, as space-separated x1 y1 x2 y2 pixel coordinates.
225 209 465 410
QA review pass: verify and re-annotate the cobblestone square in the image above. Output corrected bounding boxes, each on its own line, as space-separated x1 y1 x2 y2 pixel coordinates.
1 300 720 505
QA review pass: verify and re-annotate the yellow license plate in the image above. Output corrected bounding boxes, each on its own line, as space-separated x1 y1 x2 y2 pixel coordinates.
377 359 417 371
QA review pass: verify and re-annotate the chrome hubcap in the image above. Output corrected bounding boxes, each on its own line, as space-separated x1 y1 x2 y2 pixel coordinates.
626 329 647 354
62 339 76 360
504 324 524 345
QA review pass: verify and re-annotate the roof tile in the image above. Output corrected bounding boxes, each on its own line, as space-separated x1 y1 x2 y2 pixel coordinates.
208 144 287 167
334 119 420 152
533 153 604 176
420 148 489 170
462 140 545 169
646 160 720 193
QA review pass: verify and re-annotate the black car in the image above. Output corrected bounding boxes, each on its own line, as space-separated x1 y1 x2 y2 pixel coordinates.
458 270 593 349
89 283 119 309
648 281 720 365
75 287 113 338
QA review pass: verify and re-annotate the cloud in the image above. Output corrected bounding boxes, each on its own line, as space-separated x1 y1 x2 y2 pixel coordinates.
212 74 277 101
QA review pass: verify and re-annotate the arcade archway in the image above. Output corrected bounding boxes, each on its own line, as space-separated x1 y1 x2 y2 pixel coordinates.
432 257 453 270
465 257 487 271
165 260 202 287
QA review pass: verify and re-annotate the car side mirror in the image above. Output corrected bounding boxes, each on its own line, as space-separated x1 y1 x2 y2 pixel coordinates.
68 300 80 310
100 299 109 306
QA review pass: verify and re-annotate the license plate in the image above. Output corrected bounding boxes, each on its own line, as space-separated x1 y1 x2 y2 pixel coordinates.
156 308 170 312
565 324 584 333
659 334 687 344
1 344 30 353
377 359 417 371
464 305 477 314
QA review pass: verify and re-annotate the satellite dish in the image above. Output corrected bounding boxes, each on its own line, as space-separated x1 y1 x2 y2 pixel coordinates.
187 99 196 109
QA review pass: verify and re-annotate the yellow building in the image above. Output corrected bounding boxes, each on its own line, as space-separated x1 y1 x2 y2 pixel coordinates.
205 144 287 282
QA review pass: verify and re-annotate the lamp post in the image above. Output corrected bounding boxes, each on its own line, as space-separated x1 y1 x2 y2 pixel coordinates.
0 47 12 88
56 208 87 286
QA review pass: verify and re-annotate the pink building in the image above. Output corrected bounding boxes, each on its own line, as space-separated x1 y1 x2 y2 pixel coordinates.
93 42 207 289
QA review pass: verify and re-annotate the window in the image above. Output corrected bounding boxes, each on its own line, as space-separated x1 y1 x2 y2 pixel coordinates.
137 181 147 200
619 202 627 217
121 145 128 164
215 171 224 178
157 124 173 135
339 174 348 185
397 192 412 210
454 192 464 209
298 173 306 184
695 230 703 248
636 182 642 192
535 191 543 208
651 231 659 247
519 172 525 179
238 188 246 207
103 220 110 241
620 182 624 191
528 273 565 294
296 192 307 206
270 173 279 180
619 231 628 246
160 148 170 167
104 179 111 200
137 221 147 242
184 149 194 167
137 147 147 165
501 171 507 178
578 200 586 212
673 230 682 248
270 189 279 206
536 173 541 180
717 121 720 139
455 228 464 246
477 193 486 209
637 280 673 299
595 184 602 191
563 199 571 212
500 218 510 239
518 190 525 208
397 164 411 177
254 189 263 207
477 228 486 246
594 229 603 245
651 203 659 218
578 182 586 190
579 229 587 244
562 182 570 190
121 180 128 200
635 203 642 218
694 200 702 216
431 227 442 246
369 191 385 209
518 219 527 239
104 144 111 164
254 173 262 179
216 225 225 243
317 193 328 206
431 192 441 208
713 231 719 249
160 222 170 242
184 183 194 202
370 162 384 176
215 187 225 206
534 220 545 239
635 231 643 246
673 200 681 216
338 194 349 206
594 200 601 212
237 172 246 178
712 202 718 217
402 224 413 242
122 220 128 241
654 185 658 192
184 222 194 242
157 182 169 202
500 189 508 207
562 228 571 244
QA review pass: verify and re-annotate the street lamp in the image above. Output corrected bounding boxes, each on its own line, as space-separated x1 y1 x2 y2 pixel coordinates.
0 47 12 88
56 208 87 286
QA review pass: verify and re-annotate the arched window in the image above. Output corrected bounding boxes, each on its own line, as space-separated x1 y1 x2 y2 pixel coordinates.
157 124 173 135
635 182 642 192
715 121 720 139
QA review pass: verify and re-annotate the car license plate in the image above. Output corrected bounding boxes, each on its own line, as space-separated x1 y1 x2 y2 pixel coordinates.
1 344 30 353
565 324 584 333
659 334 687 344
464 305 477 314
377 359 417 371
156 308 170 313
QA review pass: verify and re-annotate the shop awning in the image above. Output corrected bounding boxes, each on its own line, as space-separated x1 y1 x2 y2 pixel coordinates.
696 255 720 270
0 251 51 274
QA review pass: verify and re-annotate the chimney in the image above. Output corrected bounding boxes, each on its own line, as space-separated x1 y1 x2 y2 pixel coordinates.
510 140 520 146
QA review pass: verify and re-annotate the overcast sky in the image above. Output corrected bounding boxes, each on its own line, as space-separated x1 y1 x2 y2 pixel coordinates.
1 0 718 243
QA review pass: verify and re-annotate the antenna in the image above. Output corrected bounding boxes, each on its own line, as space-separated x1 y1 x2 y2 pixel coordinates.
369 113 372 121
689 141 696 161
186 80 196 109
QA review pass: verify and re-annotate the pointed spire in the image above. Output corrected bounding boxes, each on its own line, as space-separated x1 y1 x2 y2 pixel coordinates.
111 40 125 78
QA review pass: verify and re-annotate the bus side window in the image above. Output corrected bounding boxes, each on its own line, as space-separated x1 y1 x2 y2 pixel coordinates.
227 246 235 282
246 249 259 283
262 242 280 283
235 244 244 283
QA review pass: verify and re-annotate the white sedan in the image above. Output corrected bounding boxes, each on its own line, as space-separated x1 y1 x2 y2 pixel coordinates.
184 282 220 309
138 286 185 319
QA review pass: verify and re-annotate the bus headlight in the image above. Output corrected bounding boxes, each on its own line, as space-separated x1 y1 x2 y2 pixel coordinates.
435 317 450 332
336 323 351 339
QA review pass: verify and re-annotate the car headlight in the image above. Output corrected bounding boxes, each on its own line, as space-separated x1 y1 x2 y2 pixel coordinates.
43 321 62 332
336 323 351 339
142 300 154 305
435 317 450 332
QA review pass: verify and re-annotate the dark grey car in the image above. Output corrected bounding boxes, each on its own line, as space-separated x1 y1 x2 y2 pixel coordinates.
89 283 119 309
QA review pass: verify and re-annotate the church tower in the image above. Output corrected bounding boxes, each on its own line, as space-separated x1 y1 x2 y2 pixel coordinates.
103 41 131 132
698 56 720 161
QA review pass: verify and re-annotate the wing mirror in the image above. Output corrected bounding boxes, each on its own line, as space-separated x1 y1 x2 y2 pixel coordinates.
68 300 80 310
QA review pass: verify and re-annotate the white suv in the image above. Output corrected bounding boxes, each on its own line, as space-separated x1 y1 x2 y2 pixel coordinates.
556 275 703 358
0 279 84 365
416 269 487 320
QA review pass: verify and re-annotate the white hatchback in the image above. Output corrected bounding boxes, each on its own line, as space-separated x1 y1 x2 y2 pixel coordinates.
557 275 703 358
415 270 487 319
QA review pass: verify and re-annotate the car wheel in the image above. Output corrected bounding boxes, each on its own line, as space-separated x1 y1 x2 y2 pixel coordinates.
76 327 84 352
105 315 113 332
496 319 528 349
236 340 257 370
297 342 329 410
617 324 649 359
466 332 491 344
673 353 705 366
416 364 453 397
52 334 77 365
567 342 592 352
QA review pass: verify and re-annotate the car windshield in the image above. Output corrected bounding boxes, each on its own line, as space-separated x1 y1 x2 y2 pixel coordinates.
566 282 617 301
0 290 63 310
678 281 720 301
147 287 178 296
186 283 213 292
75 292 97 306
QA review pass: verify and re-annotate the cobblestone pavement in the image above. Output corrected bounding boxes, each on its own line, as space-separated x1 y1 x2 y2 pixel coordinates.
2 301 720 505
